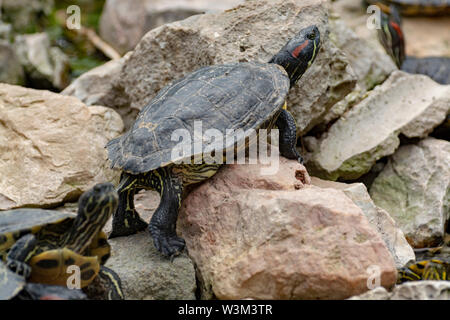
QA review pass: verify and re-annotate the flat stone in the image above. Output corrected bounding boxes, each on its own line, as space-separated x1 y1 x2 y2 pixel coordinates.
306 71 450 180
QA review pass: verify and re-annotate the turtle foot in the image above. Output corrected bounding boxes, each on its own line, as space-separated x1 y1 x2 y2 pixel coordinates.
149 225 185 258
7 259 32 279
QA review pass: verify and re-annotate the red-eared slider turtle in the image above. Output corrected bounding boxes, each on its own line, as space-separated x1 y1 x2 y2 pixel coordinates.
106 25 321 258
0 260 86 300
378 5 450 84
0 183 124 299
365 0 450 16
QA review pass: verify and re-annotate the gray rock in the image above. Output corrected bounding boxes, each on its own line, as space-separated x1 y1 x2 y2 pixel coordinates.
62 54 134 127
116 0 356 135
305 71 450 180
14 33 70 90
0 40 24 85
349 281 450 300
370 138 450 248
99 0 244 55
316 18 397 129
107 232 197 300
311 178 415 268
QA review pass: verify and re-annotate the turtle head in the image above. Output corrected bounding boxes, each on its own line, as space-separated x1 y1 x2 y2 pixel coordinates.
269 25 321 87
378 5 405 68
63 183 118 253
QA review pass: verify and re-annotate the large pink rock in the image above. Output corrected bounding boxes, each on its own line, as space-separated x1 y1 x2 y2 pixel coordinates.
178 158 397 299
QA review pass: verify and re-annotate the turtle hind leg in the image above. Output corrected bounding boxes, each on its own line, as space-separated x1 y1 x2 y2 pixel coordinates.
276 108 303 164
6 233 37 278
109 173 148 239
148 167 186 258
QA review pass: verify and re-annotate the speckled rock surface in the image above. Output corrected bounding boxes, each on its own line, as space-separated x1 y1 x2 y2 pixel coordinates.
0 84 123 209
370 138 450 248
107 232 197 300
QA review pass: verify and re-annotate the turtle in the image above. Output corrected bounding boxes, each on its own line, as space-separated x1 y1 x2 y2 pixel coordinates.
377 4 450 84
0 260 87 300
0 182 124 299
364 0 450 16
106 25 321 258
397 234 450 283
397 247 450 283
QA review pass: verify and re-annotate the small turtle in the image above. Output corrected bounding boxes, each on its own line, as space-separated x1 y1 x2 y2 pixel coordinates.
378 5 450 84
0 260 86 300
397 247 449 283
365 0 450 16
0 183 124 299
106 25 321 257
397 234 450 283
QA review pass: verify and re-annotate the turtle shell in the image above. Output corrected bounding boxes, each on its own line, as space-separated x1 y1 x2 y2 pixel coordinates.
0 209 106 288
107 62 290 174
366 0 450 16
0 209 75 256
0 261 25 299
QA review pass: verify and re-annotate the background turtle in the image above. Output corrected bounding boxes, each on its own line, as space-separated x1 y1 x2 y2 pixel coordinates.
377 4 450 84
0 183 124 299
0 260 86 300
397 234 450 283
365 0 450 16
106 25 321 258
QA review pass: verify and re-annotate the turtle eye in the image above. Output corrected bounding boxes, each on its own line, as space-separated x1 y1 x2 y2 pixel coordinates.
307 32 316 40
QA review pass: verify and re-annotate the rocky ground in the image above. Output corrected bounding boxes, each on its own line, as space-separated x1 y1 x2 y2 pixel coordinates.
0 0 449 300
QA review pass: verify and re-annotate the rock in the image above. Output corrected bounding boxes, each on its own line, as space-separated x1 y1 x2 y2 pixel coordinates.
311 178 415 268
0 84 123 210
316 18 397 129
349 281 450 300
177 158 397 300
305 71 450 180
116 0 356 135
62 54 134 127
99 0 245 55
0 0 54 33
0 40 25 85
347 286 391 300
107 232 196 300
14 33 70 90
370 138 450 248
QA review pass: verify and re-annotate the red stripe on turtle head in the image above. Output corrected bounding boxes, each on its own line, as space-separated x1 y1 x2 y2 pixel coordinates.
390 21 403 42
291 40 309 59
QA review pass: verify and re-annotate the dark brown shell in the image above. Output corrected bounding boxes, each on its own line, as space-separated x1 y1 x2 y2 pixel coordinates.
107 62 290 174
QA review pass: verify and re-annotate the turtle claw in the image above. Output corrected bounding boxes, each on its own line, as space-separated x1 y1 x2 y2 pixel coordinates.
7 260 32 279
151 229 185 259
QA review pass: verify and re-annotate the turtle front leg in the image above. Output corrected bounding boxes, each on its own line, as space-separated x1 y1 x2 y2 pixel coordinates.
148 167 185 258
109 173 148 239
6 233 37 278
276 108 303 164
